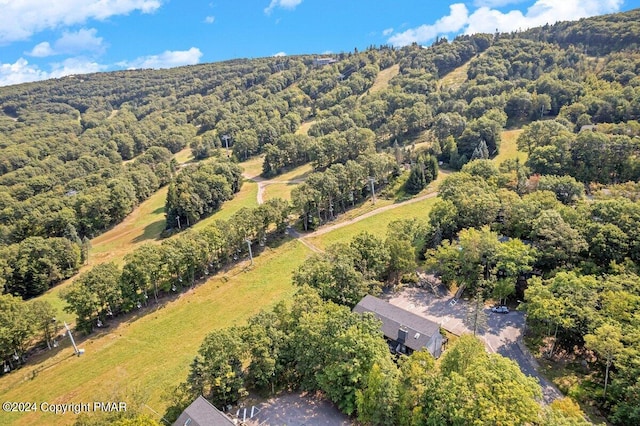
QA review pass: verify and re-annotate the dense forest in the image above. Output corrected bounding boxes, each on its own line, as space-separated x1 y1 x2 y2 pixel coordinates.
2 7 640 425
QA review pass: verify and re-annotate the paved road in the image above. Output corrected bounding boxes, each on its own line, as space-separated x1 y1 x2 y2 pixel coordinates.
386 287 562 404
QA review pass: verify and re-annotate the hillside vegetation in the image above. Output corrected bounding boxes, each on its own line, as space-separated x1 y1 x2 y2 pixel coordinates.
2 7 640 425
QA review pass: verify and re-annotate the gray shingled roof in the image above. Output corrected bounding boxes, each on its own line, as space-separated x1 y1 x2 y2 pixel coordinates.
173 395 235 426
353 295 440 352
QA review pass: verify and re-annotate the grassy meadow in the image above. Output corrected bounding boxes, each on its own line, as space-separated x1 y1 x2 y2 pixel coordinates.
307 196 438 250
0 239 310 426
494 129 526 164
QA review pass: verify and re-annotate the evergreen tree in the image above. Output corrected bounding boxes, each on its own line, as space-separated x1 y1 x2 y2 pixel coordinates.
405 163 427 194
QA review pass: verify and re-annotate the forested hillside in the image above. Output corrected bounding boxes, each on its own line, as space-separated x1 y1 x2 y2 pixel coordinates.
1 7 640 425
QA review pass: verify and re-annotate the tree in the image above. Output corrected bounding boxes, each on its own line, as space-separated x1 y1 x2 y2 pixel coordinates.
356 361 400 426
537 175 584 204
292 244 377 307
396 350 435 425
422 335 542 425
0 294 35 366
187 327 247 408
293 303 391 415
385 237 417 286
425 226 500 292
465 287 489 336
121 244 163 307
585 323 624 399
29 300 58 350
405 163 427 194
350 232 391 281
531 209 587 270
61 263 122 333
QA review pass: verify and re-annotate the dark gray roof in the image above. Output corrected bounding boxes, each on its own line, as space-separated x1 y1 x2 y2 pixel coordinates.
353 295 441 352
173 395 235 426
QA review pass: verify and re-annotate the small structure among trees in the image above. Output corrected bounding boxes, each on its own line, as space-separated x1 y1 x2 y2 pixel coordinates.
353 295 444 358
173 395 235 426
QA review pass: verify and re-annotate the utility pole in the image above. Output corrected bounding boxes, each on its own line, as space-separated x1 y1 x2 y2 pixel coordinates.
368 177 377 204
245 238 253 265
221 134 231 157
64 322 83 356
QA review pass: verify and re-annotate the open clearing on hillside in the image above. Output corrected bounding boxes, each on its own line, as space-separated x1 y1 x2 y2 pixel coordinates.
307 196 438 250
368 64 399 95
296 120 315 135
0 239 310 426
439 59 471 90
494 129 526 164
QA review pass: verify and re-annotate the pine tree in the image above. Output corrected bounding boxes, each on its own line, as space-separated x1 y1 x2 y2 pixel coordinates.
405 163 426 194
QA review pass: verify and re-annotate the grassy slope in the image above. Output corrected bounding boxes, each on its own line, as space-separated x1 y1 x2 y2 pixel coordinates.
263 183 295 202
308 196 439 250
239 155 265 178
0 239 310 426
192 180 259 230
29 157 261 324
367 64 400 95
439 60 471 90
296 121 315 136
493 129 526 164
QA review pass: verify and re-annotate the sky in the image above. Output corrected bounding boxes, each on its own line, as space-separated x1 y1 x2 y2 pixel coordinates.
1 0 639 87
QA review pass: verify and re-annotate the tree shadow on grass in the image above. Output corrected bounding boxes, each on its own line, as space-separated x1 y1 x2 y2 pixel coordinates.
132 219 165 244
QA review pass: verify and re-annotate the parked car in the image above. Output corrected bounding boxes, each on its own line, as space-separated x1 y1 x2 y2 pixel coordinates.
491 305 509 314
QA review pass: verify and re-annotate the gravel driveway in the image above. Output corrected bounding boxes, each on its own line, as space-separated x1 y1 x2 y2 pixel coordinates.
245 393 352 426
384 287 562 404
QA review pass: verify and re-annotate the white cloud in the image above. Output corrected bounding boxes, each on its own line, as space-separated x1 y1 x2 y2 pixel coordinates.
0 0 162 44
465 0 624 35
118 47 203 69
57 28 105 54
382 28 394 36
204 16 215 24
28 28 105 57
0 58 48 86
264 0 303 15
28 42 55 57
49 57 106 78
0 56 106 86
388 3 469 46
388 0 624 47
273 52 287 57
473 0 526 7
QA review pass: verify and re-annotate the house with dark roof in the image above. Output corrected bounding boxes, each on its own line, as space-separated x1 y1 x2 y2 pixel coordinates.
173 395 236 426
353 295 444 358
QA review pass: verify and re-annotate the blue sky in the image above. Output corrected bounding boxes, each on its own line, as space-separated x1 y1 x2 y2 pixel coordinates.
1 0 639 87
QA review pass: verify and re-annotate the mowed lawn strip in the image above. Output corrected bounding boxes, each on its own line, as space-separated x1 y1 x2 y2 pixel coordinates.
0 239 309 426
192 180 258 229
494 129 526 164
263 182 297 202
366 64 400 95
307 196 438 250
32 180 258 326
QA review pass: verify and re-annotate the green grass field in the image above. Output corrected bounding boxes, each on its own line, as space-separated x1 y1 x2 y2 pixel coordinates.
240 155 265 178
276 163 313 181
296 120 315 136
367 64 399 95
192 180 259 230
0 239 310 426
173 146 194 164
439 59 471 91
263 182 297 202
494 129 526 164
308 196 438 250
